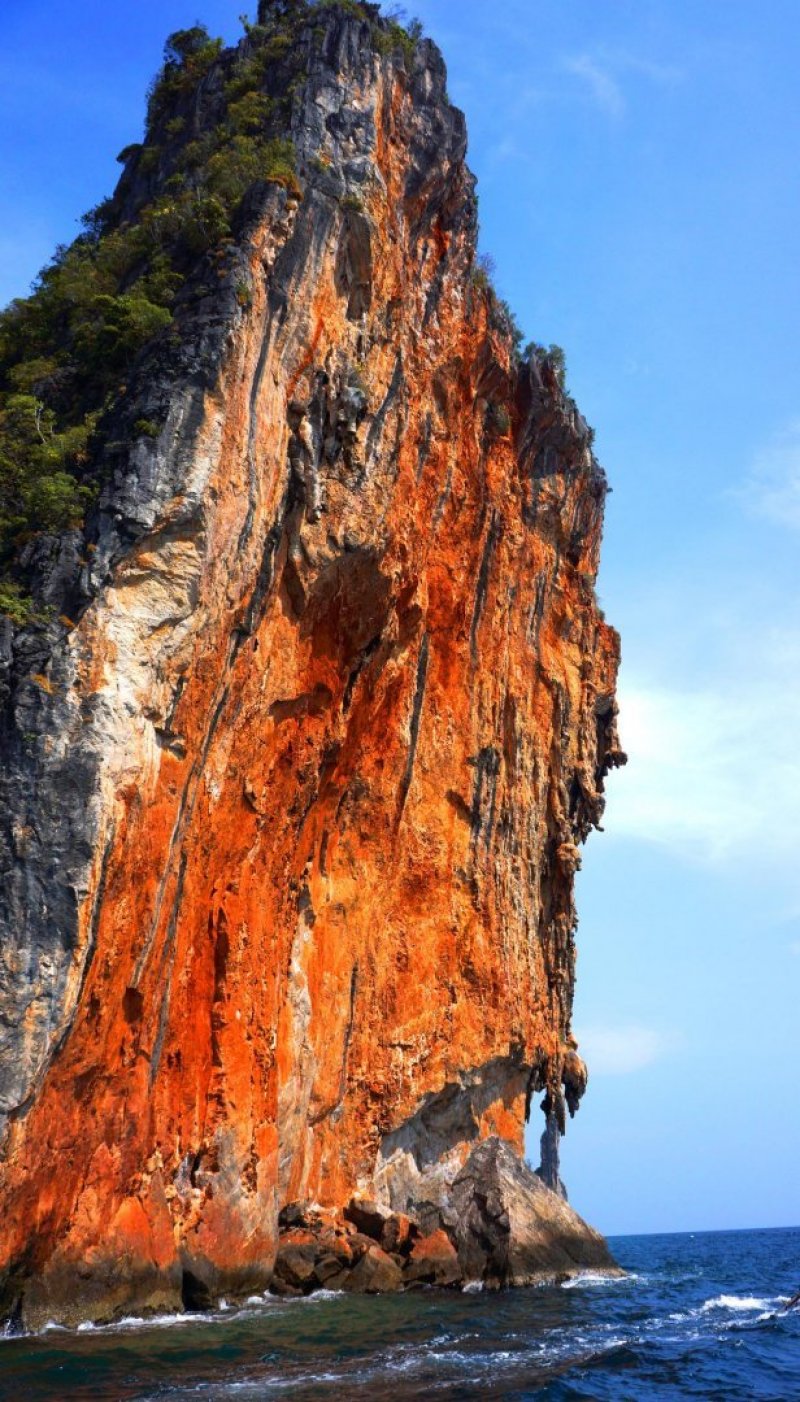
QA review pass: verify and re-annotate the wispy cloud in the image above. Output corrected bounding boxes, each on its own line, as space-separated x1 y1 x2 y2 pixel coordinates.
562 54 625 118
614 52 683 86
610 661 800 870
578 1024 673 1075
602 422 800 885
486 135 523 164
561 47 683 119
737 420 800 529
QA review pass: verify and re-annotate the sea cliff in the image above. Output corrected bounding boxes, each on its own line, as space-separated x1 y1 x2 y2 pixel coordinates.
0 0 624 1328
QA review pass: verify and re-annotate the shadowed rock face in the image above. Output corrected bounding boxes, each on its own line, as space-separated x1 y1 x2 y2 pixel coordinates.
0 4 624 1329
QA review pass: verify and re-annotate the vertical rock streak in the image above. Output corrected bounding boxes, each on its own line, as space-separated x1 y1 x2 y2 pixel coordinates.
0 7 624 1325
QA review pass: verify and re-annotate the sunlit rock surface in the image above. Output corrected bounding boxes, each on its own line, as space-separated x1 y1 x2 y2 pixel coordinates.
0 3 623 1328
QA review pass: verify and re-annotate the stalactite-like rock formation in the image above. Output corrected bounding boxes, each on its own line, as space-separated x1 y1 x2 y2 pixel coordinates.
0 2 624 1328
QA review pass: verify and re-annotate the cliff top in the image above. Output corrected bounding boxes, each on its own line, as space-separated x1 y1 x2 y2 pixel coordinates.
0 1 573 627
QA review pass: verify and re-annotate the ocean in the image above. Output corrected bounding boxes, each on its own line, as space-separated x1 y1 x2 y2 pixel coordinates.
2 1226 798 1399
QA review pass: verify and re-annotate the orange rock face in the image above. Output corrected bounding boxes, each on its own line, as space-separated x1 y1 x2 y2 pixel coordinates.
0 8 623 1327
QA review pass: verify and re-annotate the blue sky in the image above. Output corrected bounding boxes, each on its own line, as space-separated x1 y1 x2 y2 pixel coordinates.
1 0 798 1235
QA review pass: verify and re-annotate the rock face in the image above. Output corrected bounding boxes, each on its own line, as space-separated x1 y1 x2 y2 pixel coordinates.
0 3 624 1328
451 1138 614 1285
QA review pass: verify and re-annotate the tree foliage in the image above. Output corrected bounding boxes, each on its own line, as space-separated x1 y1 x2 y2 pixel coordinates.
0 20 304 605
525 342 567 387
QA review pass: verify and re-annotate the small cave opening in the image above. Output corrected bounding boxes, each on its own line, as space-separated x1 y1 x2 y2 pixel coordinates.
122 986 144 1024
3 1294 25 1337
181 1268 212 1313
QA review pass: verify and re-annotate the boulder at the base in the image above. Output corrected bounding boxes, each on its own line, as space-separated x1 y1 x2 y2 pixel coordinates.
343 1244 404 1294
270 1139 618 1298
404 1229 462 1287
450 1137 618 1286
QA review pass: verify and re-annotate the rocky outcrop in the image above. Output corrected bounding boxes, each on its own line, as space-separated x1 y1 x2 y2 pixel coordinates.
0 1 623 1330
268 1136 616 1297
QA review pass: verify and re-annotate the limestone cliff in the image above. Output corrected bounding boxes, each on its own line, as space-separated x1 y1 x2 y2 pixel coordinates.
0 1 624 1327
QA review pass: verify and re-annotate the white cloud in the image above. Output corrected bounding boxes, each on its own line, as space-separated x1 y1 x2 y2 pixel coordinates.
561 47 682 120
608 665 800 870
737 420 800 529
602 428 800 881
578 1024 670 1075
562 54 625 118
487 135 522 164
614 52 683 86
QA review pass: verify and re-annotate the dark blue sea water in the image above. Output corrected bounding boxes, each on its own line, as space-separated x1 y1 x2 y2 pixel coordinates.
2 1226 798 1399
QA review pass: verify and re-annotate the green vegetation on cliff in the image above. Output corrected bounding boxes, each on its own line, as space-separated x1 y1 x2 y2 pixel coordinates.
0 4 424 618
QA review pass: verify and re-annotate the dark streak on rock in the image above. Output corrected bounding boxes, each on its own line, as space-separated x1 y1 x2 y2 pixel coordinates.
469 510 500 668
469 745 501 848
423 257 446 328
397 633 430 822
338 961 359 1102
149 850 187 1083
342 633 382 712
240 492 290 638
446 789 472 824
415 412 432 482
528 572 548 646
365 353 403 465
